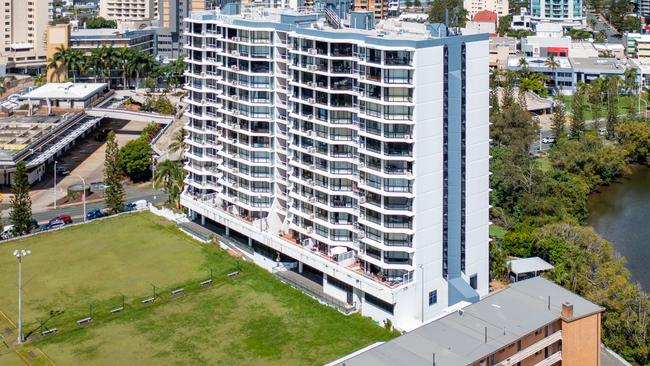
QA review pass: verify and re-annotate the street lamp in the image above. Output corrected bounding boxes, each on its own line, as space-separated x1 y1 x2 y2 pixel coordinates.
53 160 58 210
13 249 30 344
76 174 87 222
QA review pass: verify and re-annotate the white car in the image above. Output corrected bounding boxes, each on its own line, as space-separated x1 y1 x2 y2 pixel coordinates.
541 137 556 144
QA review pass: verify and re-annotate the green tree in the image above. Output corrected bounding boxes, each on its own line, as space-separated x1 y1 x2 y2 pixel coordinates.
588 18 596 30
168 129 188 154
544 55 560 92
595 29 607 43
605 76 622 138
569 82 587 137
119 138 153 181
624 67 639 116
551 97 567 138
616 120 650 164
33 74 46 86
588 78 604 130
0 76 5 95
10 161 32 236
427 0 467 27
104 131 125 214
413 0 421 6
85 17 117 29
405 0 413 7
497 15 512 36
153 160 185 208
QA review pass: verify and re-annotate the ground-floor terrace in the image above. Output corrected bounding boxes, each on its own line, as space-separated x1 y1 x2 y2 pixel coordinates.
180 192 426 330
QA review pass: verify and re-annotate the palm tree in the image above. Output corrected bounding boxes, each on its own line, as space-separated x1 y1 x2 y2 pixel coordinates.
545 55 561 93
595 29 607 43
52 45 72 81
47 57 61 82
118 46 134 89
128 51 155 90
67 49 85 83
153 160 185 208
33 74 46 86
168 129 187 154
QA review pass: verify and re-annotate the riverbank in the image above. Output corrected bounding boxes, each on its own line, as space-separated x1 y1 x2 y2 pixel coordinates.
588 165 650 290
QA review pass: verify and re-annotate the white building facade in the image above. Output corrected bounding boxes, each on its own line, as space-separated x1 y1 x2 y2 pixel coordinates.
181 9 490 330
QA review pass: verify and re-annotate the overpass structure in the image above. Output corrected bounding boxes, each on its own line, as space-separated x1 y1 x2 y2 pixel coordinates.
86 108 175 125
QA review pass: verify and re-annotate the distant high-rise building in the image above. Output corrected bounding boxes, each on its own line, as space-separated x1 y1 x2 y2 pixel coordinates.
463 0 509 20
181 8 490 330
0 0 53 74
99 0 156 20
530 0 585 26
353 0 388 19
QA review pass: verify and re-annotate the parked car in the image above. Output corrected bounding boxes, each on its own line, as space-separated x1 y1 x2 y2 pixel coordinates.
599 128 607 136
56 165 71 176
1 225 14 240
86 208 104 221
49 214 72 225
541 136 556 144
124 202 136 212
42 219 66 231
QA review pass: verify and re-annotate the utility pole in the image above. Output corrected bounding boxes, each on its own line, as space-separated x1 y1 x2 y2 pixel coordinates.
13 249 31 344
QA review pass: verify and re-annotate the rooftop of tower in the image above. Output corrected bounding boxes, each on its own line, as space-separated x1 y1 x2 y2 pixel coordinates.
186 7 487 46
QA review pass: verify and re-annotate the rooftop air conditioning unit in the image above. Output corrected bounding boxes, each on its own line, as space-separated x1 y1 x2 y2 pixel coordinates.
307 98 315 104
358 231 365 239
232 95 240 101
360 75 366 80
232 50 239 56
309 48 317 55
232 168 239 173
308 65 317 71
231 65 239 71
359 196 366 204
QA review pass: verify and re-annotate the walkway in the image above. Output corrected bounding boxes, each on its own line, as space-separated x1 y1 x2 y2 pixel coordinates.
86 108 175 125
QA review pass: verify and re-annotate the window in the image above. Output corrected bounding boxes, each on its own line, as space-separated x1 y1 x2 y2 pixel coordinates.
428 290 437 306
470 274 477 290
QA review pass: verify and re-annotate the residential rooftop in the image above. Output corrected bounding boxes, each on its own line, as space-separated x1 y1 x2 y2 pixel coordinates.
22 83 107 101
187 8 479 44
570 57 628 72
329 276 604 366
507 256 554 275
71 28 155 40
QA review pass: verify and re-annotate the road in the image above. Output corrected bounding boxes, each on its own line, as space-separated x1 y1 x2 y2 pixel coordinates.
587 13 621 44
3 189 168 224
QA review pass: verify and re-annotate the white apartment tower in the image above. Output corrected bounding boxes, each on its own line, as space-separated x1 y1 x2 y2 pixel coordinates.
99 0 157 21
0 0 53 73
181 8 490 330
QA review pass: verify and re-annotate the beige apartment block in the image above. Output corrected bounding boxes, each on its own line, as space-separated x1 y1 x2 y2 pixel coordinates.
354 0 388 19
464 0 508 20
0 0 53 73
99 0 156 21
46 24 70 82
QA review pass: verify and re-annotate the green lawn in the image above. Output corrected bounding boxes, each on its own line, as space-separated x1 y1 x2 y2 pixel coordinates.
0 213 394 365
561 95 635 121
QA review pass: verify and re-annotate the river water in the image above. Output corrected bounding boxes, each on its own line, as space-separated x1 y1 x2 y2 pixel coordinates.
588 166 650 290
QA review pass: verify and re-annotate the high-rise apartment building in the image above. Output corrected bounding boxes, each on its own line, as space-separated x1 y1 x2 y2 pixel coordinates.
0 0 53 74
99 0 157 21
181 9 490 329
530 0 585 25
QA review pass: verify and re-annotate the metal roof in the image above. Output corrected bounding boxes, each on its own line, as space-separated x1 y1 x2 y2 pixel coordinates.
507 257 554 275
328 277 603 366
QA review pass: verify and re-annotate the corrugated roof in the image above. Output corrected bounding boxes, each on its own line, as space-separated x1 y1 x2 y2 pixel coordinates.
329 277 603 366
507 257 554 275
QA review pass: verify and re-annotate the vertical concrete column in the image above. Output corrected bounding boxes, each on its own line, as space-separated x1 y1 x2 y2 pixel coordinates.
298 262 303 273
225 227 230 236
200 215 205 225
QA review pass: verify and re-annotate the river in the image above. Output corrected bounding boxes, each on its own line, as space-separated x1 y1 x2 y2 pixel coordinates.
588 165 650 290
